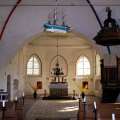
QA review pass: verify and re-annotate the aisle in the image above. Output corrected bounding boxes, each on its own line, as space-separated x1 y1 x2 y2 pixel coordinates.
25 99 78 120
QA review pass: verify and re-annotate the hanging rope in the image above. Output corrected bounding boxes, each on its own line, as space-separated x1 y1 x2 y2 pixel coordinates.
0 0 22 40
56 38 59 64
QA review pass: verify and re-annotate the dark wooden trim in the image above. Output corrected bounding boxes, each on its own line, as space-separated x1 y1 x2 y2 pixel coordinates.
0 0 22 40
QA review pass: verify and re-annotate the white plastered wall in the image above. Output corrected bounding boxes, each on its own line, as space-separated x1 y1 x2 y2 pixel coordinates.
0 48 25 101
0 32 102 100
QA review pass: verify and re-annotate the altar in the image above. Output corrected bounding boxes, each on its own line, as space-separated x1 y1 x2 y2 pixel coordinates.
49 82 68 97
48 31 69 98
49 61 68 98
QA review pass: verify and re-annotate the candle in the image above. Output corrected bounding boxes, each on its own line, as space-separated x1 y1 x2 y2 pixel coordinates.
22 92 24 97
2 100 5 107
83 96 86 102
15 96 18 101
112 113 115 120
94 101 97 109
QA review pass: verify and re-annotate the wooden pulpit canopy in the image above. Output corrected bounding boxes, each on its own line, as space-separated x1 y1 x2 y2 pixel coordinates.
94 7 120 46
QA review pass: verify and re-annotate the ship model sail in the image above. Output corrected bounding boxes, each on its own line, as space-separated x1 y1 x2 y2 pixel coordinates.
44 8 70 33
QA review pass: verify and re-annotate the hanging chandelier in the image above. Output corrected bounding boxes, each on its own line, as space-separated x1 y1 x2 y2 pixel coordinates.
94 7 120 46
51 39 64 78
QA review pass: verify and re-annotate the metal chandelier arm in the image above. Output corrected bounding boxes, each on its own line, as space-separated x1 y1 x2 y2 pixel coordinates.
0 0 22 40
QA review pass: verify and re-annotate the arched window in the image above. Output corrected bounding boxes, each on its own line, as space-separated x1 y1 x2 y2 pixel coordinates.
76 56 90 76
27 55 41 76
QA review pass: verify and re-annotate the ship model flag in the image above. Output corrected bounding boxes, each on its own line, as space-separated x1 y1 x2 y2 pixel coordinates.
44 8 71 33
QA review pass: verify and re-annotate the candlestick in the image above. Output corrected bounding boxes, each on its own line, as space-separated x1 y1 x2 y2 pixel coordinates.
83 97 86 120
112 113 115 120
22 92 25 105
78 95 81 110
93 101 97 120
94 101 97 109
2 100 6 120
22 92 24 97
2 100 5 108
77 95 81 120
83 96 86 103
15 96 18 101
14 96 18 110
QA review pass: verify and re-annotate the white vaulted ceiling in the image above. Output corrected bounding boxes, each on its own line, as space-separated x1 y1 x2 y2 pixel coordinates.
0 0 120 68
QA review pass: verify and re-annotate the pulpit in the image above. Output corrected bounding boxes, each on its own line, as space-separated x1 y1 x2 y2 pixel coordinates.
101 56 120 102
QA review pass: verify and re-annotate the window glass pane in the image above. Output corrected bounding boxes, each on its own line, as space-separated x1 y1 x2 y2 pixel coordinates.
27 69 33 75
84 57 88 62
79 58 83 62
27 55 41 76
29 57 33 62
79 62 84 68
77 63 82 69
84 69 90 75
84 62 90 68
76 56 90 76
33 69 39 75
34 63 39 68
79 69 84 75
27 62 33 68
34 57 38 63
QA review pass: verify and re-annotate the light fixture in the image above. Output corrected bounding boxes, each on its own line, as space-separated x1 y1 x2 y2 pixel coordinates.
44 0 70 33
51 38 64 82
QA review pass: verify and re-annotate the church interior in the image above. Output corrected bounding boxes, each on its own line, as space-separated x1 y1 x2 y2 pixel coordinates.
0 0 120 120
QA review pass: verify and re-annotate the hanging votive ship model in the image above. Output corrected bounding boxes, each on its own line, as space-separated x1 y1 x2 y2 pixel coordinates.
44 8 71 33
94 7 120 46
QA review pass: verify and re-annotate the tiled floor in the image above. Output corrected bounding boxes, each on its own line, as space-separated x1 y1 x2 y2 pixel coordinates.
0 96 120 120
25 99 78 120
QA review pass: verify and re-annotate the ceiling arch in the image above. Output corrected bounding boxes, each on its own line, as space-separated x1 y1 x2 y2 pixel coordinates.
0 0 120 68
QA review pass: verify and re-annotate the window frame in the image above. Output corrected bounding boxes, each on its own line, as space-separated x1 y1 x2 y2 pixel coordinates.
26 54 42 77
